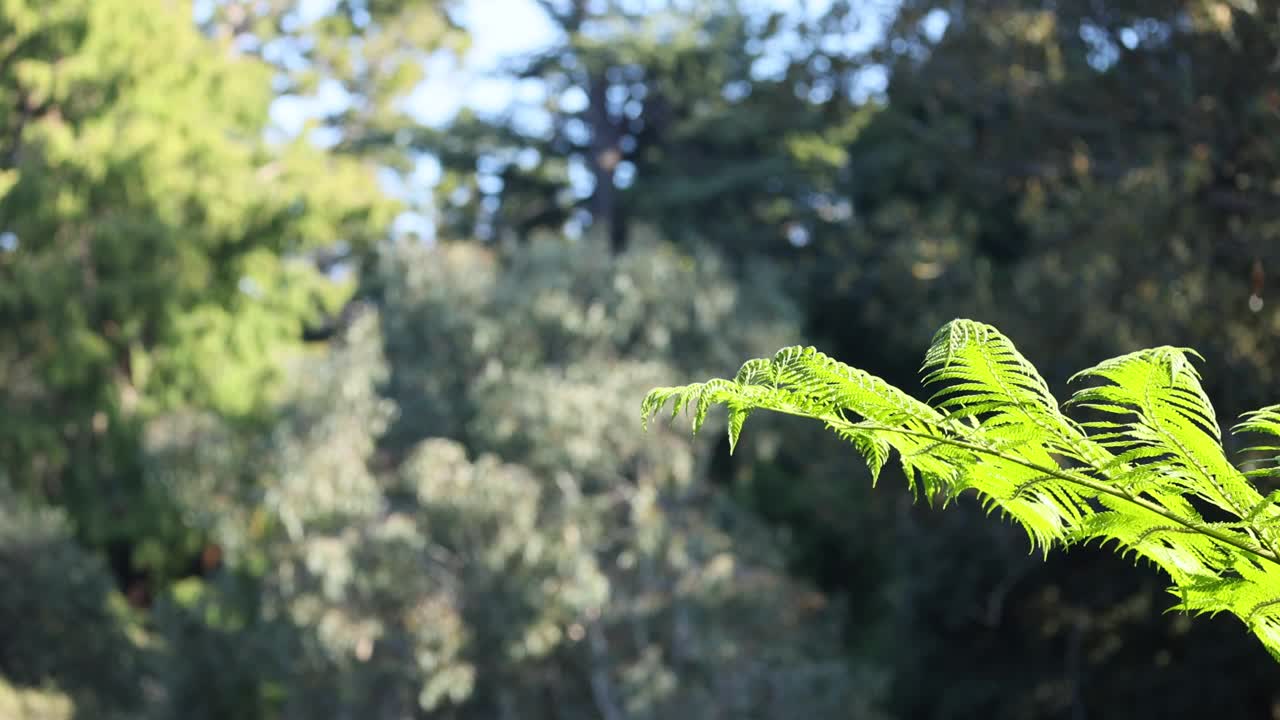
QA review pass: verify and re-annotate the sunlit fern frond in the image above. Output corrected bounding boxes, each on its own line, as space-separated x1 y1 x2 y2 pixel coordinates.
1235 405 1280 484
642 319 1280 660
1068 347 1259 512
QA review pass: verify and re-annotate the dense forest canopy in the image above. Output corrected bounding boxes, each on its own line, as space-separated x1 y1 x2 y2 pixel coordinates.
2 0 1279 717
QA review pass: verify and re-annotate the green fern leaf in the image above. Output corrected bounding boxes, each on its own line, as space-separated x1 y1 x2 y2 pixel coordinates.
642 319 1280 661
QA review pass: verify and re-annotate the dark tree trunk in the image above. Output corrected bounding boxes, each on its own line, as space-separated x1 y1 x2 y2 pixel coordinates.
586 69 627 253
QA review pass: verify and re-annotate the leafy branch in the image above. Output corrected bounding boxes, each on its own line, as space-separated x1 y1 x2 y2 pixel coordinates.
642 319 1280 660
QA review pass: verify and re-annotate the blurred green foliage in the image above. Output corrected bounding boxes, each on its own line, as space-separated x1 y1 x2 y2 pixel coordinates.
4 0 1280 717
0 0 396 583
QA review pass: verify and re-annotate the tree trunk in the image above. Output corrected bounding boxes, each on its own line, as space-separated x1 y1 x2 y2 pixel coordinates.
586 69 627 253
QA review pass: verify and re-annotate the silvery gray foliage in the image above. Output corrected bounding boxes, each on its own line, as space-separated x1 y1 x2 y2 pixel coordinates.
147 234 888 719
373 228 801 451
262 307 395 535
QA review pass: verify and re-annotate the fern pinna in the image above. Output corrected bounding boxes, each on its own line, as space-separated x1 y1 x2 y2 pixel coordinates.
642 319 1280 660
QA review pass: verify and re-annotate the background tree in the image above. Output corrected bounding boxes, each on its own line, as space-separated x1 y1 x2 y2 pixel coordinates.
0 0 392 708
779 1 1280 715
424 0 875 258
145 232 887 718
6 0 1280 717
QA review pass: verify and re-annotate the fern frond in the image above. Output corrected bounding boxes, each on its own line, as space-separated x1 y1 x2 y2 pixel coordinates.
1234 405 1280 484
642 319 1280 661
1069 348 1262 517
